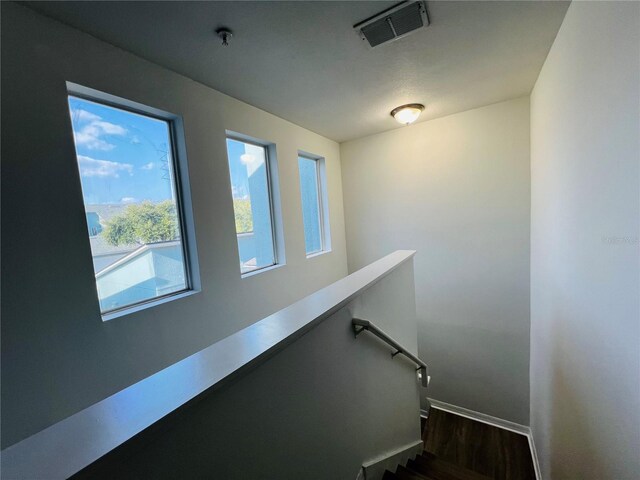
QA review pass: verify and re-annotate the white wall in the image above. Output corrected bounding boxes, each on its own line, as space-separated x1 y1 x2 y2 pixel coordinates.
341 98 531 424
0 3 347 448
530 2 640 479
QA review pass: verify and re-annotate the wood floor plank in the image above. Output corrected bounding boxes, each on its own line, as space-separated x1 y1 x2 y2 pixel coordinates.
422 408 535 480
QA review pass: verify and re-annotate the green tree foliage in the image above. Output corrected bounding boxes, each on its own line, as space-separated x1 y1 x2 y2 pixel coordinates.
103 201 179 246
233 199 253 234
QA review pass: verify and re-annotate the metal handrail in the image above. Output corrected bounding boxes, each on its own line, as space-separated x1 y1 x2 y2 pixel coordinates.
352 318 429 387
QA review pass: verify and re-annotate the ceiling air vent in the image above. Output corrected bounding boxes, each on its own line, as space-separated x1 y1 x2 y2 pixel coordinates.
354 1 429 48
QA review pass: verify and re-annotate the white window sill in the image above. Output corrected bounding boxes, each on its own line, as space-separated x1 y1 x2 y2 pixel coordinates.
241 262 285 279
101 289 200 322
306 249 332 259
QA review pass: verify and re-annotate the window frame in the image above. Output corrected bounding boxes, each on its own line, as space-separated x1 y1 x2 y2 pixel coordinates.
225 132 284 277
67 82 200 320
298 152 331 257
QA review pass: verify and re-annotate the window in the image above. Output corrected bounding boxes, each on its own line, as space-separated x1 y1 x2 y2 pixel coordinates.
226 136 279 275
298 154 330 256
68 90 194 316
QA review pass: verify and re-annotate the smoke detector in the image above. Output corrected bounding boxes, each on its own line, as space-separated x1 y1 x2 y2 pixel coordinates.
216 28 233 46
354 1 429 48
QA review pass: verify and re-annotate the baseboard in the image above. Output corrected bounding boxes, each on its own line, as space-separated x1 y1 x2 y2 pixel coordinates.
426 398 542 480
527 429 542 480
360 440 424 480
428 398 528 435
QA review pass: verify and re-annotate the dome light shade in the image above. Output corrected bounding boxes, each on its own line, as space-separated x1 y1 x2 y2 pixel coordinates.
391 103 425 125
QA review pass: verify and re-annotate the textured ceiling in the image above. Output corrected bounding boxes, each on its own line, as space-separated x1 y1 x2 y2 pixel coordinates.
26 1 569 142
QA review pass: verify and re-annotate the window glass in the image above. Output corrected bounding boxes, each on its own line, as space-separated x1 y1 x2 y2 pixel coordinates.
68 95 189 314
298 156 323 255
226 138 276 274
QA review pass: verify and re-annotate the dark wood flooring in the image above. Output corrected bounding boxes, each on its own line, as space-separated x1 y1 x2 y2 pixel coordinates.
421 408 536 480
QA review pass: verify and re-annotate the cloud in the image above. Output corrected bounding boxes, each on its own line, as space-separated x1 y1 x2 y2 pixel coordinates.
78 155 134 178
231 185 249 200
240 153 255 165
141 162 155 170
92 121 127 135
72 111 128 151
74 131 116 151
71 109 102 122
121 197 137 204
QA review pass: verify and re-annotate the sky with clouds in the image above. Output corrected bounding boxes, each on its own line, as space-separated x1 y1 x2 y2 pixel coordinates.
69 96 175 205
226 138 264 201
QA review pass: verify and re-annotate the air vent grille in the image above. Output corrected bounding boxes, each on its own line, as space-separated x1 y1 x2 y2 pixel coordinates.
390 2 425 36
354 1 429 48
361 19 396 48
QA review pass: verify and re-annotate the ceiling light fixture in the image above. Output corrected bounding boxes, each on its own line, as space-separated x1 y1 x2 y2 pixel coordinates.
390 103 425 125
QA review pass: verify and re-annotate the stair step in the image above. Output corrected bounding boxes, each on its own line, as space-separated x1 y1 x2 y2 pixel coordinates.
383 469 398 480
414 453 492 480
407 458 459 480
396 464 435 480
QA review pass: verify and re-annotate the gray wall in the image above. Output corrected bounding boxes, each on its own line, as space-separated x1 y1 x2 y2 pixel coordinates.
530 2 640 479
74 260 422 480
1 3 348 449
340 98 531 424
